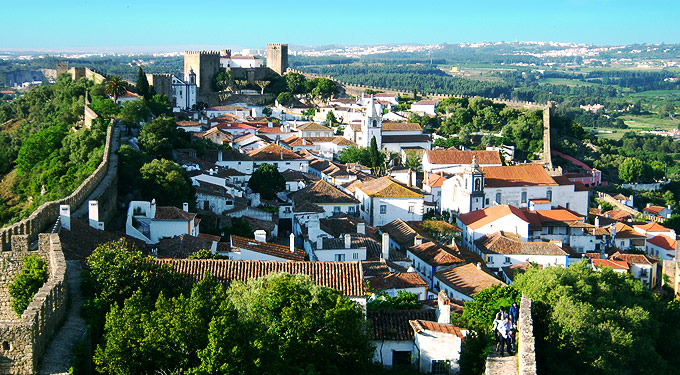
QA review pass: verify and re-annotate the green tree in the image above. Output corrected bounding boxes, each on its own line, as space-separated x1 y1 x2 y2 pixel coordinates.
285 72 307 95
366 291 421 310
514 260 680 375
248 163 285 200
311 78 336 100
213 70 234 92
262 107 273 117
404 151 422 172
326 111 338 126
117 145 148 195
9 255 48 316
89 96 119 119
369 136 381 168
461 284 520 331
147 94 172 117
138 116 183 159
255 80 270 95
104 76 128 103
337 145 368 165
135 67 150 100
15 123 68 175
139 159 193 207
619 157 647 183
277 92 293 107
118 99 150 134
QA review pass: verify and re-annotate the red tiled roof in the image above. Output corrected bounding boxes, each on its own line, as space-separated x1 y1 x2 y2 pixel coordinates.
425 150 501 165
366 272 428 291
382 122 422 132
458 205 529 230
247 143 305 160
634 222 672 232
410 320 465 339
368 310 436 341
592 258 629 270
643 206 666 215
412 100 436 106
157 259 364 296
290 180 359 205
257 126 284 134
481 164 557 187
176 121 201 127
474 231 568 256
230 235 305 261
214 123 257 130
408 241 466 266
154 206 197 221
435 263 504 297
610 251 655 265
645 235 676 251
357 176 424 198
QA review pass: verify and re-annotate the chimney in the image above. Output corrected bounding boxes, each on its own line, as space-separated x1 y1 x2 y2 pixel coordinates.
437 291 451 324
451 238 456 247
317 236 323 249
345 233 352 249
289 233 295 253
357 222 366 235
476 262 482 270
183 202 189 212
88 201 100 229
218 151 223 162
595 216 600 228
268 121 273 128
280 149 284 160
408 170 412 187
425 172 429 186
151 199 157 218
59 205 71 231
647 203 652 208
382 232 390 260
254 229 267 243
414 236 423 246
302 138 307 145
611 226 617 238
598 204 602 211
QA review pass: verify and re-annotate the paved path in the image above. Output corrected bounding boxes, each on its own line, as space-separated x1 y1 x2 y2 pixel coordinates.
38 261 88 375
485 345 518 375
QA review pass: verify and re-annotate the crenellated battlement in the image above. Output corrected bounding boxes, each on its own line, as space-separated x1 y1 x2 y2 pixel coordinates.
184 50 221 55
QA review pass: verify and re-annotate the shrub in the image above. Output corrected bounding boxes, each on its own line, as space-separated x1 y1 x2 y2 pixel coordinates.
9 255 48 316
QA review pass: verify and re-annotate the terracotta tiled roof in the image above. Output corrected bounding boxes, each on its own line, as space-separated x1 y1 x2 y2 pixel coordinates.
643 206 666 215
382 134 431 144
474 231 568 256
176 121 201 127
247 143 304 160
603 210 632 221
592 258 629 270
425 150 501 165
380 219 424 247
409 320 465 339
458 205 529 230
230 235 304 261
412 100 436 106
612 222 646 239
154 206 197 221
366 272 428 291
529 198 551 204
208 105 248 111
291 180 359 205
382 122 422 132
281 169 320 183
320 215 364 237
634 222 672 232
293 201 325 213
435 263 505 298
646 235 677 251
158 259 364 296
357 177 424 198
610 251 655 265
297 122 332 131
481 164 557 187
424 173 447 188
321 235 381 257
501 262 541 282
408 241 466 266
368 309 436 341
214 123 257 130
304 136 356 146
612 194 629 200
59 219 145 262
156 234 216 259
257 126 284 134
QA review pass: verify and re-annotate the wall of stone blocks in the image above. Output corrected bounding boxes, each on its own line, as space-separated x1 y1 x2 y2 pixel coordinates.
0 233 68 375
0 122 116 251
518 295 538 375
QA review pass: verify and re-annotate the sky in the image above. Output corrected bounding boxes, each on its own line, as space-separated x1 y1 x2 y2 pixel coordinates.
3 0 679 50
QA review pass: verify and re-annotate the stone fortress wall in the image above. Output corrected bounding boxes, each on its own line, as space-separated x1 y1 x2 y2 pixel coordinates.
0 233 68 375
0 117 119 251
517 295 538 375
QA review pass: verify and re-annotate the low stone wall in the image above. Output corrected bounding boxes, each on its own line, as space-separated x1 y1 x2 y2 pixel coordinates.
518 295 537 375
0 233 68 375
0 122 116 251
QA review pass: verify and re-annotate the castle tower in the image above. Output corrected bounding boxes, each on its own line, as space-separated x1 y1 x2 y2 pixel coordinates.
266 43 288 75
361 95 382 148
183 50 221 95
56 61 69 76
464 156 485 211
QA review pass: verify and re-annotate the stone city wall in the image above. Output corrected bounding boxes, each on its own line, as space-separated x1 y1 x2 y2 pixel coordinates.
0 122 116 251
287 68 545 110
518 294 538 375
0 233 68 375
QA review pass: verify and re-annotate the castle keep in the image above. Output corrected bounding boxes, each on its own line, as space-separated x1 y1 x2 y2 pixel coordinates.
266 43 288 75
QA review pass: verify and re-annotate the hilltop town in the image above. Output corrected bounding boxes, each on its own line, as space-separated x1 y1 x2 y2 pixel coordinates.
1 39 680 375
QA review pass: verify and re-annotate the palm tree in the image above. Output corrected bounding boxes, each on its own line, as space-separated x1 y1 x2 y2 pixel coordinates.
105 76 128 103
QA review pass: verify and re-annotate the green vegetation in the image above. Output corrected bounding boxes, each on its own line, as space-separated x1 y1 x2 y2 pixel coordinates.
9 255 49 316
248 163 285 200
139 159 194 208
366 291 421 310
85 240 374 375
514 261 680 375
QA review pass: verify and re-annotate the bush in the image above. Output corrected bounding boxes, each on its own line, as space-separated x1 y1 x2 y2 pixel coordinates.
9 255 48 316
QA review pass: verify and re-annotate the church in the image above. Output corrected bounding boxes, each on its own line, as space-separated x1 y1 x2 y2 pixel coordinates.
343 96 431 152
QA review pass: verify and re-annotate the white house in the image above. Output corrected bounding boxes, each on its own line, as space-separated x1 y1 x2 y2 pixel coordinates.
422 149 502 174
171 75 197 111
368 309 436 369
115 91 141 104
366 271 429 300
406 240 469 290
247 143 310 173
434 263 505 302
457 205 532 248
410 319 465 374
290 180 360 218
355 177 425 227
295 122 335 138
126 200 199 244
609 251 658 287
410 100 437 116
646 235 677 260
643 204 673 219
206 106 250 119
473 231 569 270
224 232 305 261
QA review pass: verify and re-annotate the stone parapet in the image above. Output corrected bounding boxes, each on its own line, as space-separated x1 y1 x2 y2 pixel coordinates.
518 294 537 375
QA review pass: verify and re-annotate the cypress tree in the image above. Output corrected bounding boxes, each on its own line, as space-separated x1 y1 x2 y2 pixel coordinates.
136 67 150 100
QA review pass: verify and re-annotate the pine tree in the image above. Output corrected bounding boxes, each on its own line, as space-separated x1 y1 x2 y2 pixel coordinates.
369 136 380 168
136 67 150 100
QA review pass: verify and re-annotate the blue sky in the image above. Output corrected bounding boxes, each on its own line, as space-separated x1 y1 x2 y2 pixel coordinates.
3 0 679 49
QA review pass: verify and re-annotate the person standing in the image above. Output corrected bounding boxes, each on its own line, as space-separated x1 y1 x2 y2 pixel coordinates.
497 316 513 356
509 302 519 327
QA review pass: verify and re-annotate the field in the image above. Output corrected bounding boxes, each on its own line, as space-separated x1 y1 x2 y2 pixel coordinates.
585 114 679 140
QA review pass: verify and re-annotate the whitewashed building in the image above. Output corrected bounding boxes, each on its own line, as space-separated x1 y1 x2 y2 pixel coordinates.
126 200 199 244
355 177 425 227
